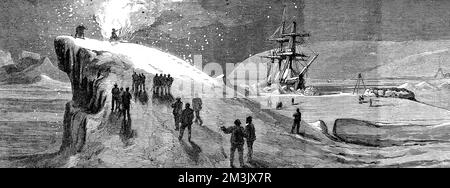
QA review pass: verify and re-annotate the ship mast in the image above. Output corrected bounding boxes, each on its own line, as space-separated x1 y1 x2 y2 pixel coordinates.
264 23 317 90
262 5 319 91
279 21 310 65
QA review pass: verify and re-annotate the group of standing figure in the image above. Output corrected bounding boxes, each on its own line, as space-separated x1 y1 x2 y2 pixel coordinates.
109 68 303 168
220 117 256 168
220 108 301 168
111 84 133 122
171 96 257 168
171 97 203 141
153 74 174 96
132 72 147 92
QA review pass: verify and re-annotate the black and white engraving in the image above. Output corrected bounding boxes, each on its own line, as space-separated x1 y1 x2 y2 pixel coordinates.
1 0 450 168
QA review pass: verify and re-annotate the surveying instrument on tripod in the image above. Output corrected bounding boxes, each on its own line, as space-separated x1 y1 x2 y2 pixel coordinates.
353 73 367 95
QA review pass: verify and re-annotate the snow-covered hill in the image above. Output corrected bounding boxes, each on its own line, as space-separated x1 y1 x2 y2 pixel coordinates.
57 36 219 86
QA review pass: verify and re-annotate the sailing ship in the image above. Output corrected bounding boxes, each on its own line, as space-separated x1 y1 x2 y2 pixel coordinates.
262 12 319 91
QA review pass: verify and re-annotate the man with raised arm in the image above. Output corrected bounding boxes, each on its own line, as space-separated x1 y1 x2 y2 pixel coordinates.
221 119 246 168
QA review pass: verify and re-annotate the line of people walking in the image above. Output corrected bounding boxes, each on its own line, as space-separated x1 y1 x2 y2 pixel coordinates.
154 74 174 96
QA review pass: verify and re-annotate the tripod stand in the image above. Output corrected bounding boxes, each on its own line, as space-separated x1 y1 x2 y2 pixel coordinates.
353 73 367 95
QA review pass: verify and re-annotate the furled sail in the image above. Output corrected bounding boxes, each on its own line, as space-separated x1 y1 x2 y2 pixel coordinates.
261 7 319 91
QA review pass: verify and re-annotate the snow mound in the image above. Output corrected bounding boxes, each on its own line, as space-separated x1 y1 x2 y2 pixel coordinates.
33 74 71 90
438 82 450 90
298 120 334 144
0 50 13 67
310 121 327 133
20 51 41 60
57 36 219 86
398 83 416 90
415 81 436 90
364 87 416 100
39 74 65 84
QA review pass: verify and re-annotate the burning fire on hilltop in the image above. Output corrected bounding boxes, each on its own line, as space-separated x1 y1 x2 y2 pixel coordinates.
95 0 147 39
85 0 183 40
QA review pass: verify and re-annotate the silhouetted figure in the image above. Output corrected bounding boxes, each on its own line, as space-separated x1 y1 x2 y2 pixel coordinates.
122 88 132 121
111 84 120 112
276 102 283 110
75 25 87 39
221 119 246 168
179 103 194 142
168 74 174 94
157 74 163 96
166 74 171 96
138 73 143 91
359 95 365 104
291 108 302 134
171 98 183 130
292 98 295 105
110 28 119 41
132 72 138 92
161 74 167 96
141 74 145 91
192 96 203 126
153 74 159 94
160 74 164 95
135 74 141 91
245 116 256 162
141 73 146 91
163 74 168 96
165 74 170 96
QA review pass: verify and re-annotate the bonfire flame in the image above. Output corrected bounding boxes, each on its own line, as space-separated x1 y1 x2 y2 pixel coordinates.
90 0 184 40
95 0 148 39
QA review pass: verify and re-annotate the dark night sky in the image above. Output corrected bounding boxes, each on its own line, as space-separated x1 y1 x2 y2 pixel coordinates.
1 0 450 66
